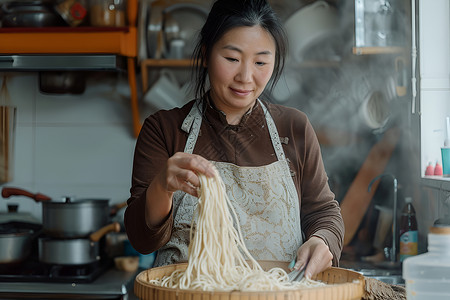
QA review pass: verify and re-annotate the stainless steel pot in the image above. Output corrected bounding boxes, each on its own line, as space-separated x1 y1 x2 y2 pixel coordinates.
39 222 120 265
42 197 110 238
2 187 127 238
0 221 42 264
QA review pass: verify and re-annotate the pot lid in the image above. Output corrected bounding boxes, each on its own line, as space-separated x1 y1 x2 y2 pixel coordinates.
0 228 33 236
44 197 110 205
0 221 42 235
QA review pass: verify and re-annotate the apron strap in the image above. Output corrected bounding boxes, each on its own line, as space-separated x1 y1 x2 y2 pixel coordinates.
257 99 286 161
181 101 200 133
182 100 203 154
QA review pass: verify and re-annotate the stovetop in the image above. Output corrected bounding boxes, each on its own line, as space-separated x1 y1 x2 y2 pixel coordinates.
0 221 112 283
0 255 112 283
0 264 137 300
0 220 135 299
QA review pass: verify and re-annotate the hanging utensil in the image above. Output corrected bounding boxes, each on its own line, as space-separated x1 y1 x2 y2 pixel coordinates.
395 56 407 97
0 76 16 184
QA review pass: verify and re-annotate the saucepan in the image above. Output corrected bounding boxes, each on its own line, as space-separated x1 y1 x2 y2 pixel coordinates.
39 222 120 265
0 221 42 264
1 187 127 238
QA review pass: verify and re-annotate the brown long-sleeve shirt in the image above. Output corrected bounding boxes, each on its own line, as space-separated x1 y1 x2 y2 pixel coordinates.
125 99 344 266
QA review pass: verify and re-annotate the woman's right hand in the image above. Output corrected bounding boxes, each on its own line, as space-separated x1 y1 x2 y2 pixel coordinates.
145 152 215 227
156 152 216 197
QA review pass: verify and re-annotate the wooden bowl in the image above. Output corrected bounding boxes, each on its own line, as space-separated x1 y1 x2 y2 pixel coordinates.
134 261 365 300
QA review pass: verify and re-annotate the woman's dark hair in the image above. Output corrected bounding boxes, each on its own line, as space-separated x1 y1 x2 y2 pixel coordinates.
191 0 288 100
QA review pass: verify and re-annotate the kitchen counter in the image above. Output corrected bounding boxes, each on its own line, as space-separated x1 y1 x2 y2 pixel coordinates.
340 259 405 286
340 259 402 274
0 266 139 299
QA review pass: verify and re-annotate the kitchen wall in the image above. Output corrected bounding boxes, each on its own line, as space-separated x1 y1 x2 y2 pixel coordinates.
0 72 136 221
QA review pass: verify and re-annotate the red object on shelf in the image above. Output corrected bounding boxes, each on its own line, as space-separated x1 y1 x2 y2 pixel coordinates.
70 2 87 20
425 162 435 176
434 162 443 176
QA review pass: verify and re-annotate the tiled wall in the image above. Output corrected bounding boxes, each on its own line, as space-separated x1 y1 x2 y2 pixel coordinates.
0 72 137 221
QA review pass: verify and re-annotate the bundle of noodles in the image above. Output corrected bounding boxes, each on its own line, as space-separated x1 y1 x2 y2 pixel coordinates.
149 169 325 291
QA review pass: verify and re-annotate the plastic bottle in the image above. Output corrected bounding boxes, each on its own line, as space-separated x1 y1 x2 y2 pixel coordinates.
403 226 450 299
399 197 418 262
441 116 450 175
425 162 434 176
434 162 443 176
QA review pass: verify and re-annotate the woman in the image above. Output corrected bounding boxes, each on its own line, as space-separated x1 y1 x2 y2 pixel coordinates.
125 0 344 279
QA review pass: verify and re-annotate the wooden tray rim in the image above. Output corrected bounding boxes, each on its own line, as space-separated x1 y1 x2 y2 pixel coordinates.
134 262 365 298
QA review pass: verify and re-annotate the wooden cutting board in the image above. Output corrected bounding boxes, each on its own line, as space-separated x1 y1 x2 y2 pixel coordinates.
340 127 401 246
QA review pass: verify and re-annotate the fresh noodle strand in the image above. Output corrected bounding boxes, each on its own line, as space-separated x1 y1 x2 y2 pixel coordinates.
148 169 326 291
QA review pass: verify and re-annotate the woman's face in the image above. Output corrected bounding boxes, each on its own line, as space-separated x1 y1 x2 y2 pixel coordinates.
207 25 276 117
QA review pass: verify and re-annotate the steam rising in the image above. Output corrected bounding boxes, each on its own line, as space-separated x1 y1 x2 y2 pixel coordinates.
268 0 413 201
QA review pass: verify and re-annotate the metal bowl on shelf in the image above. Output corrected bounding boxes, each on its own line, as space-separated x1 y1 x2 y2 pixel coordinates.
1 1 65 27
146 1 209 59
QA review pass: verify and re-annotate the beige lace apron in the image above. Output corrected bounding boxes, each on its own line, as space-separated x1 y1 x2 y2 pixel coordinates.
153 100 302 267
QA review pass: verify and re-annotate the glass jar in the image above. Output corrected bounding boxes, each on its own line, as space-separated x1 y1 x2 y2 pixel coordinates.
89 0 126 27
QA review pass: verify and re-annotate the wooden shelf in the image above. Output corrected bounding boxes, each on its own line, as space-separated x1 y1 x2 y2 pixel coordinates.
0 27 137 57
352 46 407 55
141 59 192 68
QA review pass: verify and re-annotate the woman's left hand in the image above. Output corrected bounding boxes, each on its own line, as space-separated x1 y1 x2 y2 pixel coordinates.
293 236 333 279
